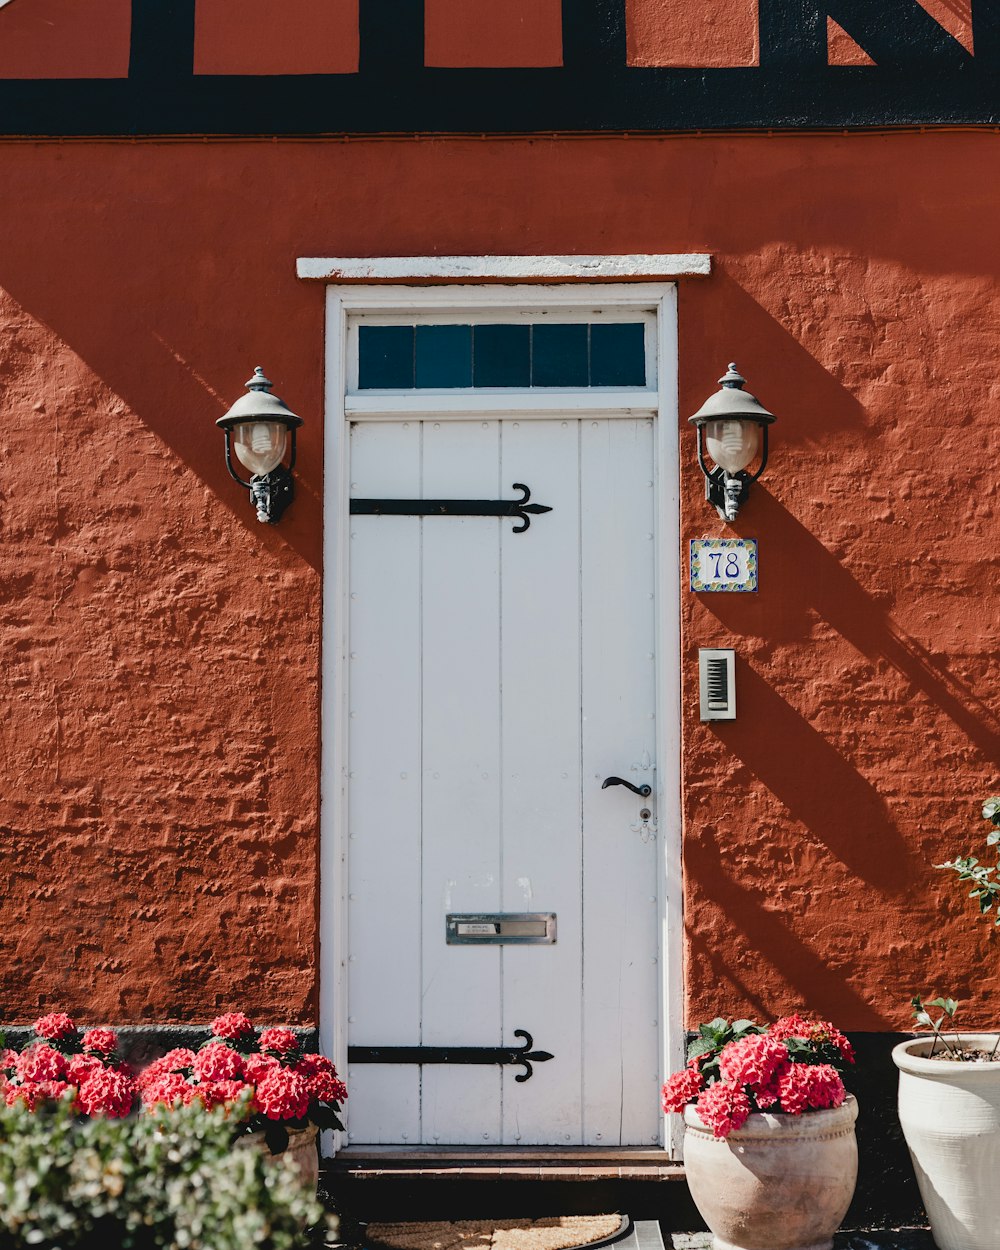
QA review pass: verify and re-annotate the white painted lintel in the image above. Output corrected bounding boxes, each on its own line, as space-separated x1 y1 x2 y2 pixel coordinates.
297 254 711 283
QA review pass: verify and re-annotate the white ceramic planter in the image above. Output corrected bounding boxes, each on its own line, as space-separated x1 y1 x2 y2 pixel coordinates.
682 1095 858 1250
894 1033 1000 1250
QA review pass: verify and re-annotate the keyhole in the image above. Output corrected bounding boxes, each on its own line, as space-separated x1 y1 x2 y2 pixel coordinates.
639 808 652 821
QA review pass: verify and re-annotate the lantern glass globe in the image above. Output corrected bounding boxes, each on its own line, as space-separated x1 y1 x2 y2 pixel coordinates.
232 420 289 476
704 418 760 475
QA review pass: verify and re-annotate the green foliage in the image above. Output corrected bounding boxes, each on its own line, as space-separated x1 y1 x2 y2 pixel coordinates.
935 797 1000 925
0 1096 327 1249
686 1016 764 1083
911 994 960 1057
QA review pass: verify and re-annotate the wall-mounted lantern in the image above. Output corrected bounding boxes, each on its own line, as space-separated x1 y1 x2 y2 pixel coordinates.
217 367 303 524
689 364 776 522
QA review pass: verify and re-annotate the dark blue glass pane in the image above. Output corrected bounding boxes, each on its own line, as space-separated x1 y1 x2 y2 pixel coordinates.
531 323 589 387
358 325 414 389
590 323 646 386
416 324 473 388
473 324 531 387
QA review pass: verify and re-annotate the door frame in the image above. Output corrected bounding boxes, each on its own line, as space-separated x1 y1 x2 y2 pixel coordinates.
320 280 684 1154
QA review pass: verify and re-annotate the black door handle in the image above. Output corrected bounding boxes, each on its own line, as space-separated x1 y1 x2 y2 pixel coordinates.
601 776 652 798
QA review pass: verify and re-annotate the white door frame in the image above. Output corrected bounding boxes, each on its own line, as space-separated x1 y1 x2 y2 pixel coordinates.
319 280 684 1155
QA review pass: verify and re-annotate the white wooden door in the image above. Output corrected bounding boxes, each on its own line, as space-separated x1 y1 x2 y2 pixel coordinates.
346 415 662 1146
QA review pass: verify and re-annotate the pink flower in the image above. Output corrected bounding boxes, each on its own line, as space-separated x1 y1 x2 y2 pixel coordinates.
775 1064 846 1115
81 1028 118 1055
243 1053 279 1083
771 1015 855 1065
67 1054 105 1085
0 1049 17 1075
718 1034 790 1092
255 1067 310 1120
34 1080 74 1103
210 1012 255 1041
258 1027 299 1057
194 1042 244 1083
694 1082 753 1138
17 1044 67 1083
199 1079 253 1110
6 1083 40 1110
32 1013 77 1042
753 1078 782 1110
141 1072 193 1108
138 1049 196 1090
661 1067 705 1113
296 1054 348 1103
77 1068 135 1117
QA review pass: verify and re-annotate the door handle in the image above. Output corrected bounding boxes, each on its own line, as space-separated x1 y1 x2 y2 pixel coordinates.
601 776 652 798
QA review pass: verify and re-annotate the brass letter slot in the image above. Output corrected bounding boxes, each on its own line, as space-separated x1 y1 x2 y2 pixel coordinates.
446 913 557 945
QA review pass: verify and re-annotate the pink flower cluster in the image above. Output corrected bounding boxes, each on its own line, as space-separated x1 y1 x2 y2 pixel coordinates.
770 1014 855 1065
660 1014 851 1139
0 1014 135 1117
137 1013 347 1127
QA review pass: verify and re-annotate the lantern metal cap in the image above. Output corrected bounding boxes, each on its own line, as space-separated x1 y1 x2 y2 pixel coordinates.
216 366 304 431
688 362 776 427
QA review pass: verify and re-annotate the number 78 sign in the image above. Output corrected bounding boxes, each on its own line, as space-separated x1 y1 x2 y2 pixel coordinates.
690 538 758 593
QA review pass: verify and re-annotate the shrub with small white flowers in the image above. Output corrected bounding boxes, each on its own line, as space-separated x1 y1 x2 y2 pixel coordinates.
0 1093 328 1249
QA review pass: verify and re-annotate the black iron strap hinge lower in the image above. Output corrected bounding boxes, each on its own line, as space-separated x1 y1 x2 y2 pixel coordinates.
348 1029 554 1083
350 483 552 534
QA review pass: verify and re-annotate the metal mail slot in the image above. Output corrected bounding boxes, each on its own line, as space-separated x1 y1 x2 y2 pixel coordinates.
446 913 557 945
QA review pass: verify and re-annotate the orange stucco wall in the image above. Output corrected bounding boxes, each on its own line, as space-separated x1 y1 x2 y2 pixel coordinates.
0 132 997 1030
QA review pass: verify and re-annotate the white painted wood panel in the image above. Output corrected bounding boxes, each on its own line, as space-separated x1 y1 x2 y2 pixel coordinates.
580 418 661 1146
346 416 661 1146
499 419 584 1145
347 422 423 1143
419 421 503 1145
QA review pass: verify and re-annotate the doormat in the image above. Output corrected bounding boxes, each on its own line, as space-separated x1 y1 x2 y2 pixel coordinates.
366 1215 629 1250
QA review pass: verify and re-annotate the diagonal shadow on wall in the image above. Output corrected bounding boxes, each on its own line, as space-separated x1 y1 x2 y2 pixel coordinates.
699 489 1000 763
685 823 893 1028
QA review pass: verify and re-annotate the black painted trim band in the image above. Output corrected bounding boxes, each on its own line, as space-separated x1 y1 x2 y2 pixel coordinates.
0 0 996 134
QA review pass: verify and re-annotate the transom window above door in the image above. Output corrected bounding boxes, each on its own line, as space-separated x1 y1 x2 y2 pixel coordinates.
351 314 655 393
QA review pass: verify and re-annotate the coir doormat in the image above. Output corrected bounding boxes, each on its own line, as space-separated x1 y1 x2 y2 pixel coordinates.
366 1215 630 1250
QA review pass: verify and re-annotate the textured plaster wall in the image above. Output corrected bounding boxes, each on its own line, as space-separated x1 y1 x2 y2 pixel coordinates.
0 133 997 1029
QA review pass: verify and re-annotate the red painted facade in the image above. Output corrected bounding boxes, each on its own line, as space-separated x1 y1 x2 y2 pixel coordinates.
0 0 997 1042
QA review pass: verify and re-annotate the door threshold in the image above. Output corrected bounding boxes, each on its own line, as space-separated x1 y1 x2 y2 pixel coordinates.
329 1145 684 1181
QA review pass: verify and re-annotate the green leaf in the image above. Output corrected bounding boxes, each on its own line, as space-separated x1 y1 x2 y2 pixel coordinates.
263 1122 290 1155
982 798 1000 822
686 1036 718 1061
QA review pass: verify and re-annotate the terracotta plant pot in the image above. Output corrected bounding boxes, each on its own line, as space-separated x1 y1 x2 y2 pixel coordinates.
238 1123 320 1192
893 1033 1000 1250
682 1095 859 1250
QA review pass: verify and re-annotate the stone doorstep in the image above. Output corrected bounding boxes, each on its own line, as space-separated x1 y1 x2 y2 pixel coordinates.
327 1148 685 1183
670 1236 934 1249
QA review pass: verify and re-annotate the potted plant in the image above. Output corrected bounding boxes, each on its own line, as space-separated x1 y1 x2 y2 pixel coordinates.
0 1012 136 1116
136 1011 347 1190
892 796 1000 1250
661 1014 858 1250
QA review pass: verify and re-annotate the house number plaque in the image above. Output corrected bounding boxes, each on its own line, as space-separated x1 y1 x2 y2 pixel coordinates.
690 538 758 593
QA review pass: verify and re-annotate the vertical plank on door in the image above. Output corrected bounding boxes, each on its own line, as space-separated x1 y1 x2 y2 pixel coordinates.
500 419 584 1145
420 420 503 1145
347 422 423 1143
581 417 662 1146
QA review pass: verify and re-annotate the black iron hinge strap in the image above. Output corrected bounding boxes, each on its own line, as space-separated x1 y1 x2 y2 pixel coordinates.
350 483 552 534
348 1029 554 1083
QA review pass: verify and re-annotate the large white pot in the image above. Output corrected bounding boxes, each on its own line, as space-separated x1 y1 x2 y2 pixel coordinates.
894 1033 1000 1250
683 1095 858 1250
